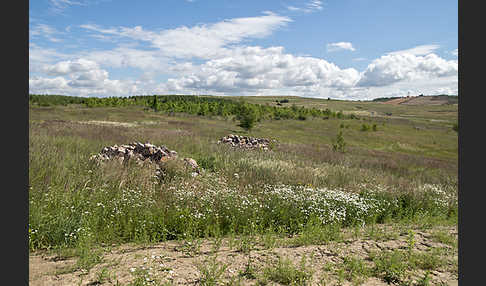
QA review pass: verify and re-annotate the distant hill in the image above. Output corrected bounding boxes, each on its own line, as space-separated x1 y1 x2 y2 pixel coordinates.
373 95 458 105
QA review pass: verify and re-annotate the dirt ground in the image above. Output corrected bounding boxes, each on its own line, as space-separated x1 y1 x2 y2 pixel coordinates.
29 225 458 286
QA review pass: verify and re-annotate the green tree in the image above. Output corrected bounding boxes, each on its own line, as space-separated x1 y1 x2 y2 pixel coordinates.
152 95 158 112
236 103 258 132
332 131 346 153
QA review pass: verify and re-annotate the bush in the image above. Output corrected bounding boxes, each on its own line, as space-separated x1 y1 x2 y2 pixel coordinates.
361 124 371 131
332 131 346 153
197 155 219 172
236 104 258 131
297 114 307 120
452 122 458 132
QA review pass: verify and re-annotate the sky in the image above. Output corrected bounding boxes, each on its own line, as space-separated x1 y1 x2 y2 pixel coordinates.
29 0 458 100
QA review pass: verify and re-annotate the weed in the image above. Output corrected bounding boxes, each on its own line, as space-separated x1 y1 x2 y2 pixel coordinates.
210 236 224 254
407 230 416 255
178 236 203 257
75 240 104 272
195 255 229 286
128 267 159 286
415 270 432 286
239 253 258 280
371 250 408 284
430 230 457 247
334 256 371 284
409 249 445 271
260 231 278 250
237 235 256 254
262 255 313 285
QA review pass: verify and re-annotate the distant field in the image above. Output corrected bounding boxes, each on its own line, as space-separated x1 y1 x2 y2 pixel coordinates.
222 95 458 127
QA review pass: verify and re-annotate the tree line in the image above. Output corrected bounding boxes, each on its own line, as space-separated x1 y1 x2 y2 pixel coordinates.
29 94 357 121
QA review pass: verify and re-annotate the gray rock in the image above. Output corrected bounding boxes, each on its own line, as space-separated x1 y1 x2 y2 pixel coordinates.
184 158 199 172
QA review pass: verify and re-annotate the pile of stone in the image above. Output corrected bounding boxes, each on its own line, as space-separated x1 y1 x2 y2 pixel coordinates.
217 134 273 150
90 142 178 164
89 142 201 177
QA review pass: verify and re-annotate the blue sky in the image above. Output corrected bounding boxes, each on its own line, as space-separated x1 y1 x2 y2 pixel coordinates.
29 0 458 99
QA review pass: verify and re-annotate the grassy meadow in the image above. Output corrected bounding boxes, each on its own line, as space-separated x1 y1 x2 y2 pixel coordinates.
29 95 458 285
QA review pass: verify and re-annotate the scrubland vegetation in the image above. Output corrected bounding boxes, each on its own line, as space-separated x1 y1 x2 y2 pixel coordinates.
29 94 458 285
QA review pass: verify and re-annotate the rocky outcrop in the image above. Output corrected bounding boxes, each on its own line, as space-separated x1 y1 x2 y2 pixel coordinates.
90 142 200 177
90 142 178 164
217 134 274 150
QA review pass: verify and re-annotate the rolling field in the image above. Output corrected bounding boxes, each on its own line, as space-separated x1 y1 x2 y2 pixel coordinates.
29 95 458 285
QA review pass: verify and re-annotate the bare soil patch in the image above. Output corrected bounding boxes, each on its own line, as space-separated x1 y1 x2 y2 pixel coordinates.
29 225 457 286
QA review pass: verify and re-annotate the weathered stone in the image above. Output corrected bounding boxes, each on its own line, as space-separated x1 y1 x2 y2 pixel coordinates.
218 134 274 151
184 158 199 173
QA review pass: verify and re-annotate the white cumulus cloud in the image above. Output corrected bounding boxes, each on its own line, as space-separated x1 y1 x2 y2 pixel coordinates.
357 53 458 87
164 46 360 93
80 12 292 59
327 42 356 52
387 44 440 56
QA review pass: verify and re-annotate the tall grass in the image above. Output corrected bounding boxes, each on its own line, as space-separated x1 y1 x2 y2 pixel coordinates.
29 107 457 252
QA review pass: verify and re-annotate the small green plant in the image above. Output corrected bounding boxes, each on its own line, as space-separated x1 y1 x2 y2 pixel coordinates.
237 235 255 254
416 270 432 286
430 230 457 247
128 267 158 286
286 221 342 247
262 256 313 285
260 231 278 250
409 249 445 270
372 124 377 131
94 267 111 284
407 230 416 255
335 256 371 284
332 131 346 153
210 236 224 254
179 236 203 257
239 253 257 280
75 239 103 272
196 256 229 286
371 250 408 284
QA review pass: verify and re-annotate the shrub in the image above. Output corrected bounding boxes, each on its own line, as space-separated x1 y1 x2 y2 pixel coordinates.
236 104 258 132
332 131 346 153
452 122 458 133
361 124 370 131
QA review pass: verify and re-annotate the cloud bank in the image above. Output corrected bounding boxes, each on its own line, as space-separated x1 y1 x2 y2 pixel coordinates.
29 13 458 99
